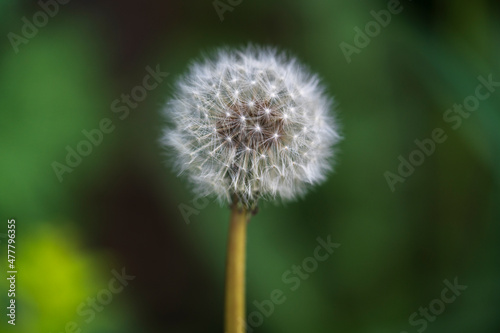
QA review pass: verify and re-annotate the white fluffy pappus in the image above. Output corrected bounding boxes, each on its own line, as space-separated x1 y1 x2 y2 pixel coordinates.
162 45 341 207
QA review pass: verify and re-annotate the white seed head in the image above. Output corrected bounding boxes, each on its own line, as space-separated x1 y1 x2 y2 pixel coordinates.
162 46 341 206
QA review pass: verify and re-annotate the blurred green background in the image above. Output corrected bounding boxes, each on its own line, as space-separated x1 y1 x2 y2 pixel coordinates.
1 0 499 332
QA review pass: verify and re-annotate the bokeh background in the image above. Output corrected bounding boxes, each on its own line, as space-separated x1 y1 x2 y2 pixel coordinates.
1 0 499 332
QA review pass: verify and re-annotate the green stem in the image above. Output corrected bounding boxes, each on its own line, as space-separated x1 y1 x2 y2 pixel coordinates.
224 202 250 333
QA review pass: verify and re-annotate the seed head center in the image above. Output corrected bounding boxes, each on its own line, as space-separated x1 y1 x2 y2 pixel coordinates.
215 99 287 151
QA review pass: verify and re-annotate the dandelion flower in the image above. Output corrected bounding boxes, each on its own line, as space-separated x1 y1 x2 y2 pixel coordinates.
161 45 341 333
162 46 341 208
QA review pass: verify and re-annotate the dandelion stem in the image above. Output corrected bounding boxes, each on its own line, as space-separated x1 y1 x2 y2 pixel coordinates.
224 201 250 333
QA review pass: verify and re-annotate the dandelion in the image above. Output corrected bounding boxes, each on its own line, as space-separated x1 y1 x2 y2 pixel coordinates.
161 45 341 333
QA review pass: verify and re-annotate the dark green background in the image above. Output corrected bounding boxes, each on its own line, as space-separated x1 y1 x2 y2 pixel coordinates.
1 0 499 332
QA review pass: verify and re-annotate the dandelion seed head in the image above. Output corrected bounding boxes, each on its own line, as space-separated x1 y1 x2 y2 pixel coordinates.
162 45 341 206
